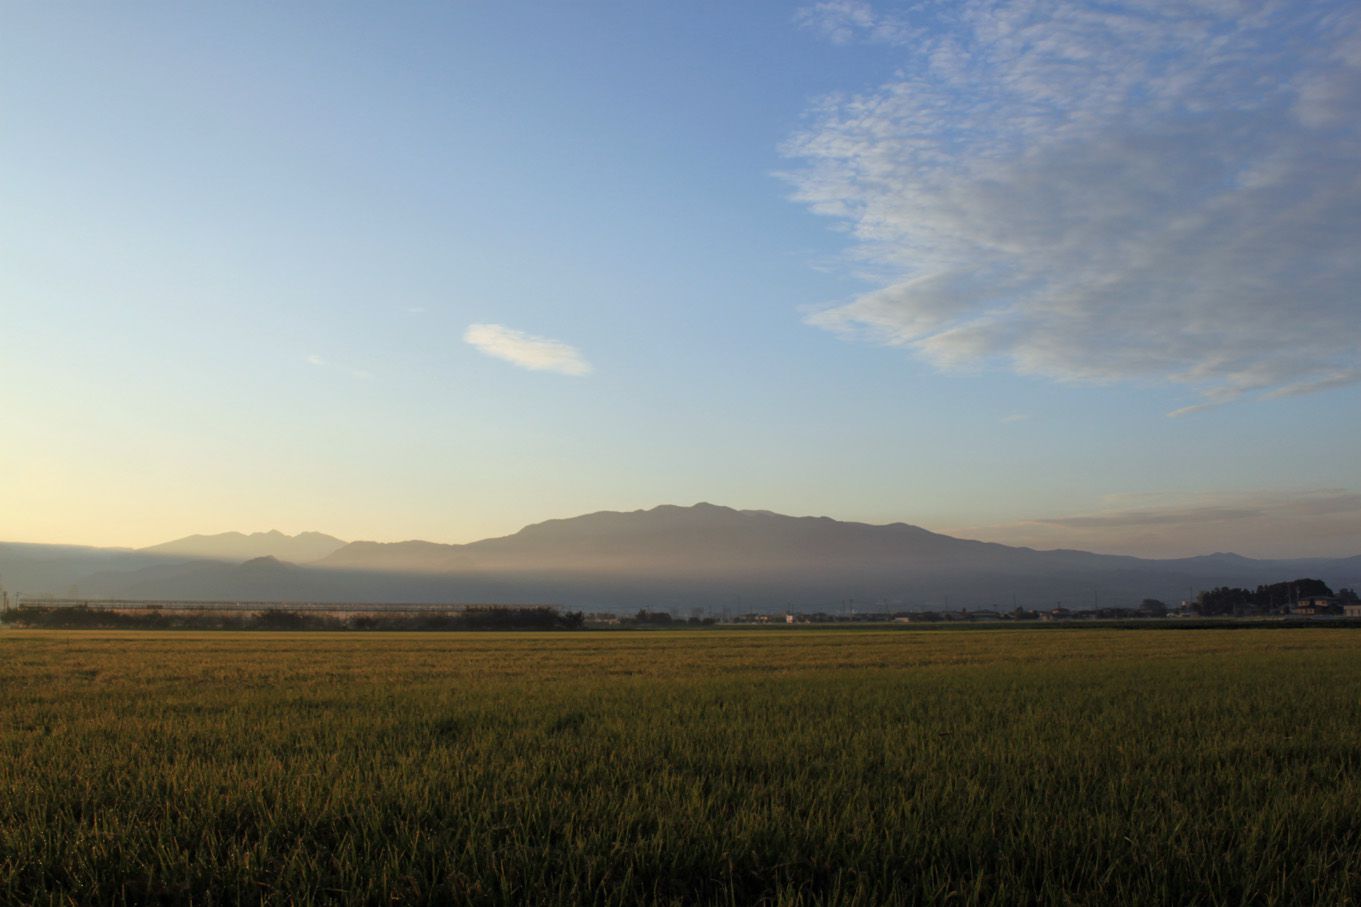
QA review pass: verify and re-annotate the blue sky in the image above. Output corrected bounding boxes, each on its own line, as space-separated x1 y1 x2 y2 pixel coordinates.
3 1 1359 556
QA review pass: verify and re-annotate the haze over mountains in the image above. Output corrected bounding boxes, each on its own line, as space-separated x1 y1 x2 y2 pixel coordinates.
2 504 1357 611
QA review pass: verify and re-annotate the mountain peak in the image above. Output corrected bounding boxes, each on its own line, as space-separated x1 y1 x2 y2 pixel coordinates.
320 502 968 576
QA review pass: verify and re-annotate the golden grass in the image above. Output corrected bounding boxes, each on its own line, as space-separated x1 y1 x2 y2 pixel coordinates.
3 628 1360 904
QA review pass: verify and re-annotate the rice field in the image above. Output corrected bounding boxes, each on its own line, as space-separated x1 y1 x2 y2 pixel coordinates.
3 627 1361 905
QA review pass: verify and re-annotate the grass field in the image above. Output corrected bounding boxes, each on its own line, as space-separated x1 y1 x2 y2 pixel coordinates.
3 628 1361 905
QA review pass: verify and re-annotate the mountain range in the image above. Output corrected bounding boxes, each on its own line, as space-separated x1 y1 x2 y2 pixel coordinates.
3 504 1358 611
141 530 347 563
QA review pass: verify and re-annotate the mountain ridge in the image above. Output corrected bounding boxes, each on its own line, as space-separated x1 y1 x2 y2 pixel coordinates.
5 504 1358 609
142 530 347 564
317 503 1033 574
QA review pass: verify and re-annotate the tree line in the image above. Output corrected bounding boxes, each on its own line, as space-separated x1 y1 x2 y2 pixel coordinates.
0 604 586 631
1193 579 1357 616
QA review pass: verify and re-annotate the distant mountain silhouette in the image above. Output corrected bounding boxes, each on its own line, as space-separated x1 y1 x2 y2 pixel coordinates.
142 530 346 563
73 556 323 601
309 503 1361 608
5 504 1359 610
321 503 1075 574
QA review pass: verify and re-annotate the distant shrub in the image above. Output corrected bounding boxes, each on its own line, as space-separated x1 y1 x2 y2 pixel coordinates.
630 609 674 625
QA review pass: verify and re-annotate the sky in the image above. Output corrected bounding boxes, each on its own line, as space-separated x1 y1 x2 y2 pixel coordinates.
2 0 1359 558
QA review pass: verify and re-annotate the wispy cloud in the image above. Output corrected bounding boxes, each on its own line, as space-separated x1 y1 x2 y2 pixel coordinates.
953 490 1361 558
1033 506 1265 531
463 323 593 376
1029 490 1361 531
1000 413 1029 424
1265 369 1361 400
304 353 372 380
786 1 1361 414
795 0 910 45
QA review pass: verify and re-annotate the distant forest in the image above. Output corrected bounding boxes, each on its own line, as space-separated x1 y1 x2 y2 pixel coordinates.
1194 579 1357 615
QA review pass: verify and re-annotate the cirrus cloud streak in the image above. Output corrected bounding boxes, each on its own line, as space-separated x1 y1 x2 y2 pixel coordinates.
952 490 1361 558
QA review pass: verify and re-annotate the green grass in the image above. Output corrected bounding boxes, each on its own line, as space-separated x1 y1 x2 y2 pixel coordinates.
3 628 1361 904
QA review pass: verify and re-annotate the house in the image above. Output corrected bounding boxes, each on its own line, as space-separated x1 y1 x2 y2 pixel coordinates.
1345 603 1361 618
1294 595 1336 616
